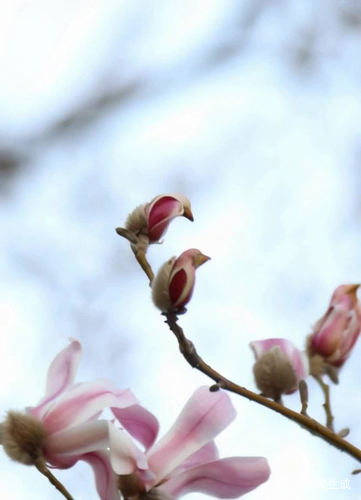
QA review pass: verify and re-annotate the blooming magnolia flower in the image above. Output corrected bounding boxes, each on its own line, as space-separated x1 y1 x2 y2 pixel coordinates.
121 194 193 253
110 386 270 499
250 338 309 401
1 340 158 500
152 249 210 313
308 284 361 370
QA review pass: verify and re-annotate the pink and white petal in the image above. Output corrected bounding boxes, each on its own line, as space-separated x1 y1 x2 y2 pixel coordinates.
45 340 82 397
47 450 120 500
46 453 79 469
108 423 148 475
146 195 180 219
169 261 195 308
161 457 271 498
148 387 236 481
311 306 349 355
168 268 193 308
112 404 159 450
250 338 293 360
337 312 360 361
42 381 137 433
30 340 82 419
45 419 110 456
82 450 120 500
147 196 183 242
173 441 219 475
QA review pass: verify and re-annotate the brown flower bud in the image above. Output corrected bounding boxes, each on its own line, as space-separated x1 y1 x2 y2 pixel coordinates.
252 347 298 401
1 411 46 465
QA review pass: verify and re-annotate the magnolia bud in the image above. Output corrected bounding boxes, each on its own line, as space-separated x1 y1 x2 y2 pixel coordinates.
152 249 210 313
308 284 361 369
1 411 46 465
121 194 193 254
250 339 309 401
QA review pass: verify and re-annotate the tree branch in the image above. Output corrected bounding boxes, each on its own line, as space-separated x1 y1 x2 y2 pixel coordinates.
163 311 361 464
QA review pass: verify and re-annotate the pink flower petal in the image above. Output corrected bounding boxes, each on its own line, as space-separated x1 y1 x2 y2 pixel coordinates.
148 387 236 481
48 451 120 500
45 340 82 397
45 420 110 456
42 381 137 433
250 338 293 360
335 311 360 364
173 441 219 475
161 457 271 498
108 423 148 475
169 267 193 308
112 404 159 450
169 249 203 309
31 340 82 419
82 451 120 500
311 306 350 356
147 196 183 242
47 420 149 479
46 454 79 469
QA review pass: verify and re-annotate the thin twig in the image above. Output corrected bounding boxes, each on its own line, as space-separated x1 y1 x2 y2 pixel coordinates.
116 228 154 283
313 375 334 431
35 458 74 500
299 380 309 417
115 227 138 245
134 250 154 283
163 312 361 464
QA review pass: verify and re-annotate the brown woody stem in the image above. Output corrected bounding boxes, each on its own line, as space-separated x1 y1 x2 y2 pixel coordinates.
163 312 361 464
35 458 74 499
135 250 154 283
115 227 154 283
115 227 138 245
299 380 309 417
313 375 334 431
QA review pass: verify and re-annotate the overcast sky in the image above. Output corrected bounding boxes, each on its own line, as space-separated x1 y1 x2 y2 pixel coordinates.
1 1 361 499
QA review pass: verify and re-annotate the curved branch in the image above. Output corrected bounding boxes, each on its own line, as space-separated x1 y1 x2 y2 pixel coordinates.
163 312 361 464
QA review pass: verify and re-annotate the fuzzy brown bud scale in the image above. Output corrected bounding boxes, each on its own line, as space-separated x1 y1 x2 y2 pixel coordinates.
253 346 297 401
1 411 46 465
151 258 176 312
125 204 148 236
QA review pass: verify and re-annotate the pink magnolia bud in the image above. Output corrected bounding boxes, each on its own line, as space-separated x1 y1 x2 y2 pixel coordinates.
308 284 361 369
250 338 309 401
124 194 193 252
152 249 210 313
145 194 193 243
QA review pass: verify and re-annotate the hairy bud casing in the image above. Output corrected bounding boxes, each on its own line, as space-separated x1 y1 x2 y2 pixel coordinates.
2 411 46 465
250 338 308 401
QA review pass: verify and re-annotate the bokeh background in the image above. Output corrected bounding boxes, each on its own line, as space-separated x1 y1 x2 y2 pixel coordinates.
1 1 361 498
